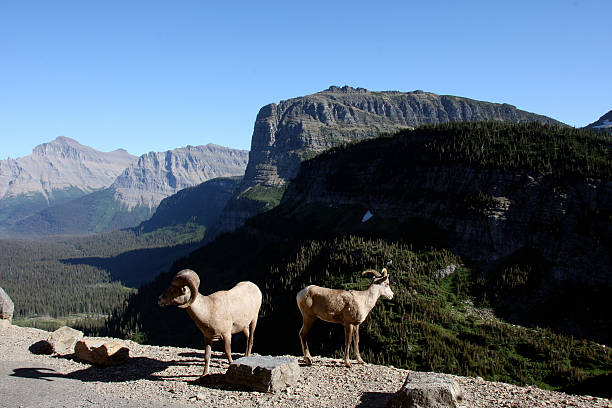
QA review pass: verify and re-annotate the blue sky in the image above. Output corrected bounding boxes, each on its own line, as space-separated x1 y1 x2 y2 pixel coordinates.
1 1 610 160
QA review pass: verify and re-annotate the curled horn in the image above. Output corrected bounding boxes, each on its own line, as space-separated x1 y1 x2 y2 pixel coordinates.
173 269 200 309
362 269 381 279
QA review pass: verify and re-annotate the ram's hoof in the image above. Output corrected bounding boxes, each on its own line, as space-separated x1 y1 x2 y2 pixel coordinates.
302 356 313 366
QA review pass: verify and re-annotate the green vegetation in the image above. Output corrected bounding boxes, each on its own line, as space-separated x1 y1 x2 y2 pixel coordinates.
0 224 204 322
106 231 611 397
318 121 610 180
238 184 287 208
0 186 87 232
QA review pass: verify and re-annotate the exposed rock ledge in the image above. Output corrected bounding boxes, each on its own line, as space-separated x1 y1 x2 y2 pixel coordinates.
1 324 609 408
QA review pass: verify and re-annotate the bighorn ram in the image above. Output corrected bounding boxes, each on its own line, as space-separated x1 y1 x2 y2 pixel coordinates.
158 269 262 379
296 266 394 367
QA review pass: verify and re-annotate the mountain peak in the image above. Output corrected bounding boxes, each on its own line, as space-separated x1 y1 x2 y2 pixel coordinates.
322 85 369 94
587 109 612 130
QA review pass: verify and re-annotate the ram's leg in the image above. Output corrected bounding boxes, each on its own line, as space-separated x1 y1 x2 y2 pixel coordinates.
223 334 233 364
343 324 354 367
299 316 315 365
353 325 365 364
246 317 258 356
198 341 212 380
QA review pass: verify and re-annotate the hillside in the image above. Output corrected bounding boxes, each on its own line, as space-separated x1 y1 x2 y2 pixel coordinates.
1 325 610 407
0 136 136 234
9 144 249 236
211 86 565 237
105 123 611 397
586 109 612 133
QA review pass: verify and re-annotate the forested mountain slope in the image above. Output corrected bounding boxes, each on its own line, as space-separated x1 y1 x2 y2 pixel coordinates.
105 122 611 397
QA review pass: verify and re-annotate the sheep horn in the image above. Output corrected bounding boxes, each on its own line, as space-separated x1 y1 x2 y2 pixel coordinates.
362 269 381 278
173 269 200 309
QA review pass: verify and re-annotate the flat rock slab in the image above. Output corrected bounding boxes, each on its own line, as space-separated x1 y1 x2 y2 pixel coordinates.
387 372 464 408
225 355 300 393
74 339 130 366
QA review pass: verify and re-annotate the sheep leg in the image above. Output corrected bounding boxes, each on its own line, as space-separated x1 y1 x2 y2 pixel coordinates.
343 324 354 367
199 342 212 379
299 316 315 365
353 325 365 364
223 335 233 364
246 318 257 356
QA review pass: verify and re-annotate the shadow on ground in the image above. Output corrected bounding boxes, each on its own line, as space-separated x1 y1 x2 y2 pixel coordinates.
356 391 395 407
10 353 251 392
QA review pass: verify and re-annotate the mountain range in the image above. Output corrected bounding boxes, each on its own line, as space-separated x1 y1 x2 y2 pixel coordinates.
0 137 136 232
1 140 248 237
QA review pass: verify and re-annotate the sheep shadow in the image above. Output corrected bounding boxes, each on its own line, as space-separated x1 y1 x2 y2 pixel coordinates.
11 353 253 392
10 354 213 384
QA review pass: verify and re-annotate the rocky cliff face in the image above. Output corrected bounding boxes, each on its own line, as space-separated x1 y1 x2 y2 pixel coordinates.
213 86 564 235
111 144 248 210
0 137 136 230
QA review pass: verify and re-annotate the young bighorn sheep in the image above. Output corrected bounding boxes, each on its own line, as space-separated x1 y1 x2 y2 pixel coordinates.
158 269 262 379
296 267 394 367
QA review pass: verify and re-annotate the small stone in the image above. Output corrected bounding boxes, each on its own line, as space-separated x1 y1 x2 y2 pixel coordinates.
46 326 83 355
226 355 300 393
0 287 14 323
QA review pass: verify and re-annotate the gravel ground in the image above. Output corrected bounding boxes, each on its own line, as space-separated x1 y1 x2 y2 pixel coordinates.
1 324 610 408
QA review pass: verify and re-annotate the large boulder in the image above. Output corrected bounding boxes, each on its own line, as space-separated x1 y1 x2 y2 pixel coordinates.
0 287 14 326
74 339 130 366
225 355 300 392
45 326 84 355
387 372 464 408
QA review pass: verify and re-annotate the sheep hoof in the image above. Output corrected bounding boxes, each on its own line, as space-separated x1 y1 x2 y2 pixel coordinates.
356 358 365 364
303 356 313 366
344 361 351 368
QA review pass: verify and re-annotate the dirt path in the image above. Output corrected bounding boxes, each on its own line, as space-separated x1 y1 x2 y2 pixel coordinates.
1 325 610 407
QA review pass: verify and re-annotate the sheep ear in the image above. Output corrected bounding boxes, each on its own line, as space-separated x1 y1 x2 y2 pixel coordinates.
381 268 389 277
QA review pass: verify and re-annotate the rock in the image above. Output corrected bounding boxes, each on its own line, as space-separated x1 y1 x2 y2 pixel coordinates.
387 372 464 408
225 355 300 392
74 339 130 366
434 264 457 279
46 326 84 355
0 286 14 323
